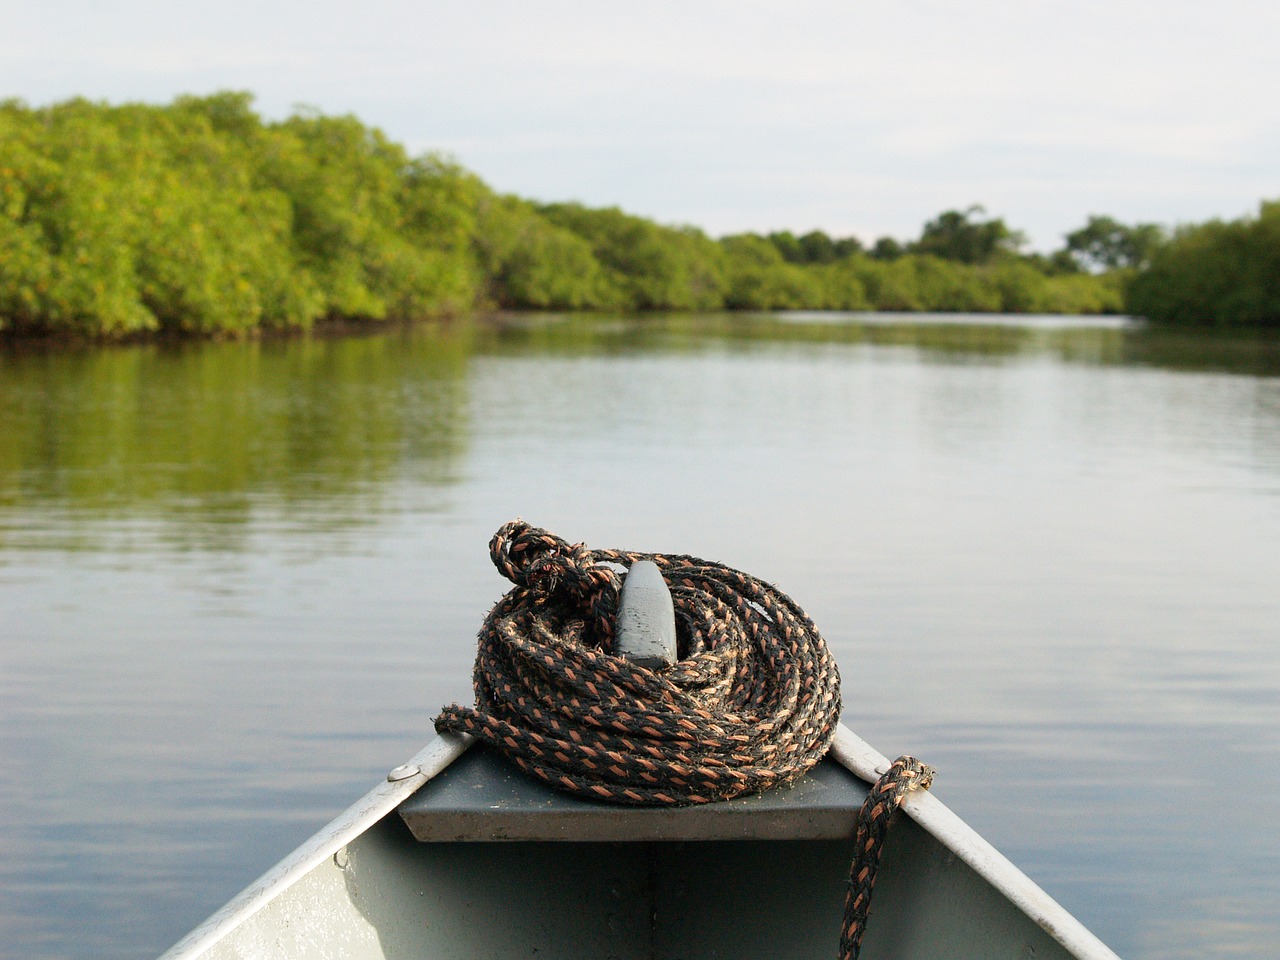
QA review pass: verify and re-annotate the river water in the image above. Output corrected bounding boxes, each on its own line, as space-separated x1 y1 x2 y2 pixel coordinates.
2 312 1278 959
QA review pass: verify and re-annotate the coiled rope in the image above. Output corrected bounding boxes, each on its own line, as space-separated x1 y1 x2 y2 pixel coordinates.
435 520 932 959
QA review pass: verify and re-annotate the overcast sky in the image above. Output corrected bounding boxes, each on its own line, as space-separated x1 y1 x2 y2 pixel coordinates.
3 0 1277 251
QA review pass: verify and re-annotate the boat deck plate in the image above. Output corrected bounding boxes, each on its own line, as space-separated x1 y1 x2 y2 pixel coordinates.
398 744 871 842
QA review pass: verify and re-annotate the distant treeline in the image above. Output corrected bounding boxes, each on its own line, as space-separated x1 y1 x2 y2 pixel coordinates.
0 94 1273 337
1126 201 1280 326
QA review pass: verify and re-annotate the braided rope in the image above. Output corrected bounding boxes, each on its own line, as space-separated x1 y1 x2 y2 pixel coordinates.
842 756 935 960
433 520 932 957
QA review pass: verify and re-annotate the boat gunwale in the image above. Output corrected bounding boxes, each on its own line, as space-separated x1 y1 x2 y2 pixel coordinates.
156 724 1120 960
155 732 473 960
828 726 1120 960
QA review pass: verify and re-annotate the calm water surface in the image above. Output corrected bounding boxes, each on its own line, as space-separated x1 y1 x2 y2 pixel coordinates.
2 312 1279 959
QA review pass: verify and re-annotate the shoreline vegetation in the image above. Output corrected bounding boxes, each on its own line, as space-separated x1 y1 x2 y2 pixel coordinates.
1 93 1276 341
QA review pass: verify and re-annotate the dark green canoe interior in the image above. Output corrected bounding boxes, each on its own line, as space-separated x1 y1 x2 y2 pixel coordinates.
196 745 1075 959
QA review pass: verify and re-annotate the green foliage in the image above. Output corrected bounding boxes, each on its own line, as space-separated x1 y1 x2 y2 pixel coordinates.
256 111 479 322
910 205 1024 264
914 256 1004 311
1063 215 1165 271
0 95 330 334
1021 249 1084 276
851 256 922 309
720 234 823 309
812 260 869 310
1038 270 1125 314
473 194 620 309
868 237 905 261
2 99 151 334
766 229 862 264
843 253 1123 315
846 255 998 312
537 203 727 310
0 94 484 337
1127 201 1280 326
0 92 1134 337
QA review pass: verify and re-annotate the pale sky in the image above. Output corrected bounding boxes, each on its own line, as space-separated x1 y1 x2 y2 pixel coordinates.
3 0 1277 251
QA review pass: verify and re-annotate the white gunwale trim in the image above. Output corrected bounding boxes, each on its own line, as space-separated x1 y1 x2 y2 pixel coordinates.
157 733 473 960
160 726 1120 960
829 725 1121 960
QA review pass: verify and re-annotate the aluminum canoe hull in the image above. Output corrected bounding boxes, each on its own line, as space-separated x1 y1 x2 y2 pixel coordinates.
158 724 1120 960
